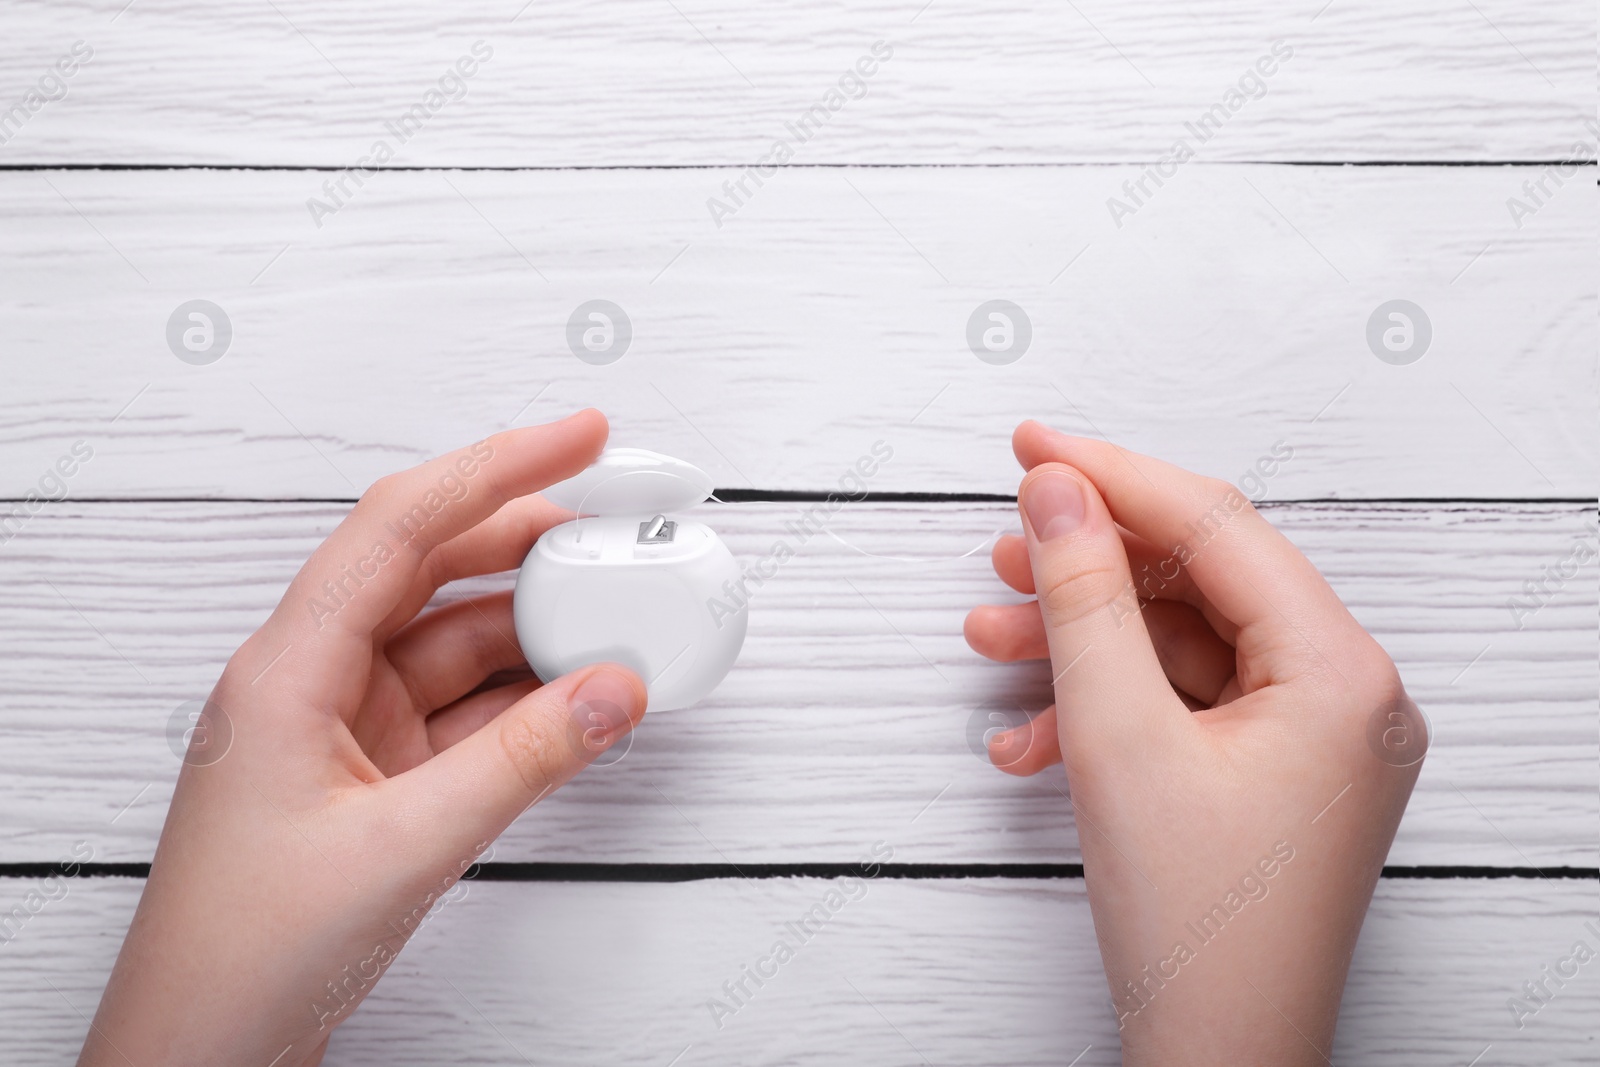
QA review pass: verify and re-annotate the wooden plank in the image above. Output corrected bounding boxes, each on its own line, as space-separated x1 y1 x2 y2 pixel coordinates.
0 165 1592 498
4 876 1594 1064
1 1 1589 164
1 500 1593 866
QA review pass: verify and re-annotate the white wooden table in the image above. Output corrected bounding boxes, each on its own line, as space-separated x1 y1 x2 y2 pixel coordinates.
2 2 1595 1063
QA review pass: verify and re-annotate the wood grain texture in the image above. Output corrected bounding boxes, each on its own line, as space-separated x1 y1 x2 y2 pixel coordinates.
1 501 1593 866
3 876 1596 1065
1 0 1590 164
0 166 1592 498
4 1 1593 1058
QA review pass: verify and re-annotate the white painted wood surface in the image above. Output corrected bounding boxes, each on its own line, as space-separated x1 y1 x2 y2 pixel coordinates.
0 166 1592 498
4 876 1595 1065
2 1 1590 164
3 1 1594 1061
3 501 1593 866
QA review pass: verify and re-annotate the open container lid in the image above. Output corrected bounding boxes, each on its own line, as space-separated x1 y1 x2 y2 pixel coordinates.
543 448 714 515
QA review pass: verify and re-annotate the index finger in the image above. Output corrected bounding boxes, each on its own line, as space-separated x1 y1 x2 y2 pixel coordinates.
278 409 609 649
1013 421 1359 657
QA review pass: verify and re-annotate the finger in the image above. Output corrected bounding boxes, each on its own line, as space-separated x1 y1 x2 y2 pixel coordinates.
1014 422 1353 663
280 410 608 651
392 664 647 855
1018 464 1186 746
964 603 1046 661
1140 599 1236 706
965 598 1236 705
377 494 576 643
991 535 1035 594
298 1037 330 1067
988 705 1062 776
994 531 1237 643
995 528 1210 608
384 591 527 714
1213 675 1245 706
426 676 541 753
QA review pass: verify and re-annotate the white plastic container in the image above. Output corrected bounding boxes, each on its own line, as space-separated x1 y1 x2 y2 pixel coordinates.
513 448 747 711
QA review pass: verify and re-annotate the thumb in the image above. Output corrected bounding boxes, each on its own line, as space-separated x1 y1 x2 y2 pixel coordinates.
1018 464 1181 748
396 663 648 855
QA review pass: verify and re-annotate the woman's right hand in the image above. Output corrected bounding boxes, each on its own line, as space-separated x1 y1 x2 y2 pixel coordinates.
964 421 1425 1064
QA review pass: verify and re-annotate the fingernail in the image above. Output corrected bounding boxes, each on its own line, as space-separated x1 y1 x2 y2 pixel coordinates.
1022 471 1085 541
989 725 1027 769
570 667 645 747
